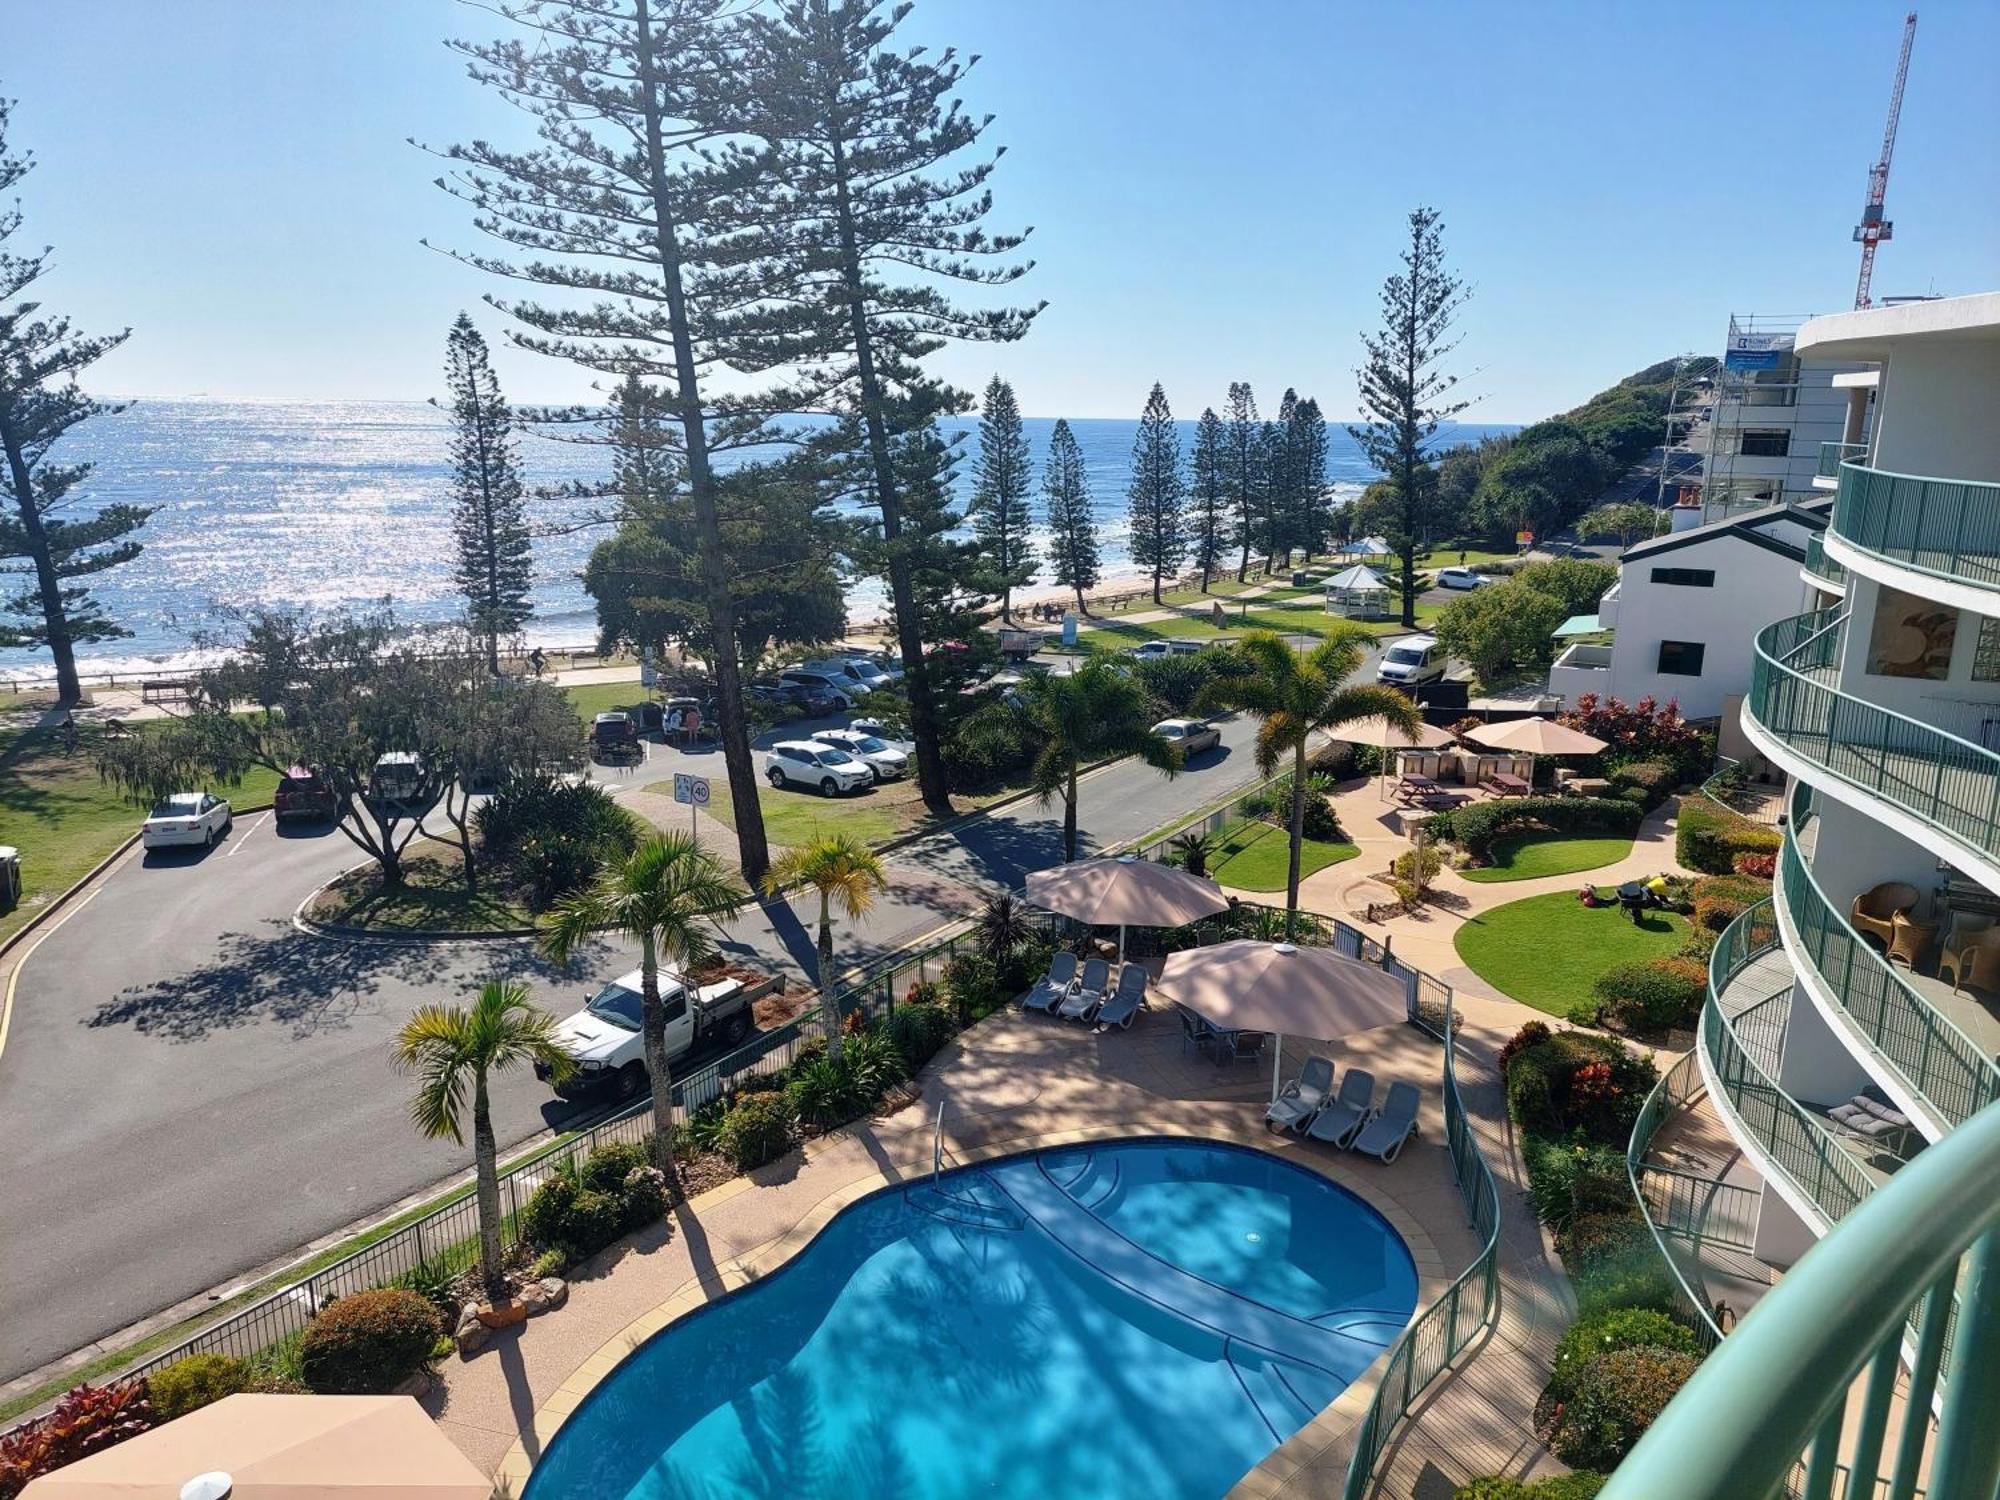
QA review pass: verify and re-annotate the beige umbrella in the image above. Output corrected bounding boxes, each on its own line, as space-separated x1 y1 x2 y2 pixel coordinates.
21 1394 493 1500
1463 716 1607 789
1321 714 1457 798
1025 854 1229 961
1154 938 1411 1098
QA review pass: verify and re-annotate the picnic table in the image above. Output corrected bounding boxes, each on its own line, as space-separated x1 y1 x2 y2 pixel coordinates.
1483 771 1531 797
1395 773 1442 803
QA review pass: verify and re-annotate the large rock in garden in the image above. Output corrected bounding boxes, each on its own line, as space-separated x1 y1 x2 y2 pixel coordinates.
476 1298 529 1330
522 1277 569 1317
453 1304 491 1356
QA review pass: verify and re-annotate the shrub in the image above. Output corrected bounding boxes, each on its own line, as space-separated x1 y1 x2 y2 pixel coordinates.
1498 1020 1553 1077
1548 1308 1703 1403
1691 873 1770 934
785 1054 866 1130
298 1289 443 1395
148 1353 251 1421
1561 694 1713 785
903 979 942 1009
520 1171 628 1260
531 1248 568 1279
1733 850 1777 879
1505 1031 1657 1142
1675 798 1780 875
1572 1230 1680 1320
578 1141 650 1197
939 952 1003 1024
1591 957 1706 1031
842 1027 910 1099
1521 1137 1633 1234
888 1000 954 1071
1453 1476 1608 1500
620 1164 670 1228
1435 797 1643 860
389 1256 460 1321
476 774 639 906
1555 1210 1648 1270
0 1382 155 1498
718 1092 795 1171
1548 1346 1698 1468
1608 760 1674 810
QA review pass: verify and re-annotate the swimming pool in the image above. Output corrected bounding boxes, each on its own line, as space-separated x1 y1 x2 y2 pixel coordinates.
523 1139 1418 1500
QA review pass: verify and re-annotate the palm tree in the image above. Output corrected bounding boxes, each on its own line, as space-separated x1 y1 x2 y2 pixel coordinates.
394 979 573 1298
760 833 888 1052
541 833 748 1176
972 657 1179 863
1199 628 1419 936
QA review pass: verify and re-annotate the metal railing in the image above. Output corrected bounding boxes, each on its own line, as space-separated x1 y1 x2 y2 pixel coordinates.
1818 441 1867 480
1123 770 1291 865
1601 1097 2000 1500
1803 531 1848 591
1832 460 2000 593
1778 789 2000 1128
1703 900 1877 1229
1627 1050 1730 1349
1699 754 1788 827
1749 608 2000 865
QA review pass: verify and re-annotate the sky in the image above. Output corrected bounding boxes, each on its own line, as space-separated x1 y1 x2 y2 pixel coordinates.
7 0 1997 423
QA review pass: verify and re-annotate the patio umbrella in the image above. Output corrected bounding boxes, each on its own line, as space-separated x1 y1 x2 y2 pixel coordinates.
1463 716 1607 789
1024 854 1229 962
1322 714 1457 798
21 1394 493 1500
1153 939 1411 1099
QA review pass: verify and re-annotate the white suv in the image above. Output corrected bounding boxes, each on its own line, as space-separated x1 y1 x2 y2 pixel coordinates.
812 727 909 781
1435 566 1492 591
1377 635 1446 687
764 740 873 796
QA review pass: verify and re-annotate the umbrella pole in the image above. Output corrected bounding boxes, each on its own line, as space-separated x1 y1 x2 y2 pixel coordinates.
1271 1033 1283 1102
1118 924 1127 965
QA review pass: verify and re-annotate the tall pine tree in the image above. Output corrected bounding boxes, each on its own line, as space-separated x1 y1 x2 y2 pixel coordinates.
427 0 786 882
441 314 533 672
1188 407 1229 592
1224 382 1260 583
1126 383 1186 605
0 100 152 704
1351 207 1471 628
737 0 1040 816
969 375 1035 618
1042 418 1098 615
1262 398 1295 574
1291 397 1332 559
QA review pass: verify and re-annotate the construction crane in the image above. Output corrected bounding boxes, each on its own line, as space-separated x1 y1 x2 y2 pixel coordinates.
1853 10 1918 310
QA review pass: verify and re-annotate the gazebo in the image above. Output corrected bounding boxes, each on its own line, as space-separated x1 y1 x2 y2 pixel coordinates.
1336 535 1393 561
1323 564 1391 620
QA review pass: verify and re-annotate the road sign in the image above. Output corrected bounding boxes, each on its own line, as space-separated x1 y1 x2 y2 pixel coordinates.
673 774 711 807
690 776 711 807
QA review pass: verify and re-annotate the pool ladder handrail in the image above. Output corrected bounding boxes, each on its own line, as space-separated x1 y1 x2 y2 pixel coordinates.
932 1099 945 1188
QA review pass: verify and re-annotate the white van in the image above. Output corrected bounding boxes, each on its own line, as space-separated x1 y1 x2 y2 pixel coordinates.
1377 635 1445 688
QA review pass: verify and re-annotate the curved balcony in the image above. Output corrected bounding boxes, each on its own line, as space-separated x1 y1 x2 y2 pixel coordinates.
1626 1052 1731 1349
1813 440 1865 488
1748 608 2000 873
1800 532 1846 594
1778 791 2000 1132
1831 459 2000 597
1701 900 1877 1233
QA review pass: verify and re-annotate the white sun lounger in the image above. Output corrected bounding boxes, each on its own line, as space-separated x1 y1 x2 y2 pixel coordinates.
1058 957 1112 1021
1306 1069 1375 1147
1093 965 1149 1030
1349 1081 1421 1163
1266 1055 1335 1133
1020 950 1080 1013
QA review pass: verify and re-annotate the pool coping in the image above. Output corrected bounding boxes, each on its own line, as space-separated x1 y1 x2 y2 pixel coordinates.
493 1114 1456 1498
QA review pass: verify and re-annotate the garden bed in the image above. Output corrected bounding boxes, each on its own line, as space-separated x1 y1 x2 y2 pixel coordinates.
1453 890 1690 1018
1459 832 1634 884
304 847 538 933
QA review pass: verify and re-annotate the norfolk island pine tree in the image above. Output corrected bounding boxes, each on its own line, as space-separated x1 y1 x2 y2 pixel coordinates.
1042 418 1100 615
1225 382 1261 584
1126 382 1187 605
1189 407 1229 592
441 314 533 673
970 375 1036 619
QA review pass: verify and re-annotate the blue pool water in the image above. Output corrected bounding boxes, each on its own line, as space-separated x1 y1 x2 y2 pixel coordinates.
523 1140 1417 1500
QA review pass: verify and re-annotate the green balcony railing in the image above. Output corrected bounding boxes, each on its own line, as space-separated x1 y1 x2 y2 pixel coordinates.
1627 1050 1729 1350
1803 531 1847 591
1817 440 1867 480
1704 900 1877 1229
1779 788 2000 1129
1749 608 2000 866
1601 1097 2000 1500
1832 460 2000 593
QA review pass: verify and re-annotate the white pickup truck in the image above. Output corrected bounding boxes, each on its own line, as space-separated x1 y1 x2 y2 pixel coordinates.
538 967 757 1102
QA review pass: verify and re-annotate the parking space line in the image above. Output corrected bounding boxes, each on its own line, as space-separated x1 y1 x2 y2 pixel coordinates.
0 884 104 1068
226 809 273 854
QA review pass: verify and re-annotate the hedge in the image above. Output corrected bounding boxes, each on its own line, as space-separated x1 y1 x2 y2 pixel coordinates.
1547 1346 1699 1468
1430 796 1644 860
1589 957 1706 1031
1675 798 1780 875
297 1289 442 1395
1691 874 1771 934
1608 760 1674 811
1504 1028 1657 1143
148 1353 250 1420
1454 1476 1608 1500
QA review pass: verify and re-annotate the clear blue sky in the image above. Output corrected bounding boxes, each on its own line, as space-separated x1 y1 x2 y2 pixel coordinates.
9 1 1997 421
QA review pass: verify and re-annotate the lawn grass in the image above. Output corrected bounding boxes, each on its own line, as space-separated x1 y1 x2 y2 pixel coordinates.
1206 817 1359 892
1458 832 1635 884
1077 600 1438 654
564 681 648 722
305 846 535 933
1454 889 1689 1018
0 725 280 947
695 773 1024 851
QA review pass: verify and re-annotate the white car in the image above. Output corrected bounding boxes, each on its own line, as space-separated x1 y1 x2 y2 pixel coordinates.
1435 566 1493 591
806 657 896 694
1151 718 1222 756
1128 639 1204 662
764 739 874 796
812 727 909 781
538 967 752 1101
1377 635 1446 687
142 792 233 850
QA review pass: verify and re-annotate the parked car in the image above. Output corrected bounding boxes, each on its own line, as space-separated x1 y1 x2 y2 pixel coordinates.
1150 718 1222 757
142 792 232 850
367 752 433 809
804 657 895 695
273 765 336 822
764 739 873 796
1127 638 1205 662
776 668 858 710
1377 634 1446 688
588 711 643 763
749 678 842 718
538 967 753 1101
1434 566 1493 591
834 647 904 680
812 727 909 782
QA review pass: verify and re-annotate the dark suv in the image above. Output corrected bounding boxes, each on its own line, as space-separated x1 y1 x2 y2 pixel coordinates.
274 765 337 822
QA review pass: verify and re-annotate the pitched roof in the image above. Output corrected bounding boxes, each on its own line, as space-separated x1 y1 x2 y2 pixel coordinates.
1621 499 1827 564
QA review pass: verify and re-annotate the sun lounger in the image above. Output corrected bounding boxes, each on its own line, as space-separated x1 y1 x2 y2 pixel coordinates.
1349 1081 1421 1162
1094 964 1149 1030
1019 950 1079 1013
1306 1069 1376 1146
1058 957 1112 1021
1828 1088 1913 1157
1266 1055 1335 1133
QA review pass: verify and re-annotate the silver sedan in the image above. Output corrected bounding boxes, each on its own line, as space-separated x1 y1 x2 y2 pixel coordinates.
1151 718 1222 757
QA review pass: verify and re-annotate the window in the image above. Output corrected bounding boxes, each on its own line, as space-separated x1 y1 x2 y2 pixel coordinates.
1650 567 1716 588
1974 616 2000 684
1740 430 1791 458
1657 641 1706 677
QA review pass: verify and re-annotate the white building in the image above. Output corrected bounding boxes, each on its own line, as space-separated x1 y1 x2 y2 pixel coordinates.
1547 500 1829 721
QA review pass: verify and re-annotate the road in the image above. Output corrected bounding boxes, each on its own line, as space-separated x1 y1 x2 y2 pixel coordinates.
0 641 1386 1384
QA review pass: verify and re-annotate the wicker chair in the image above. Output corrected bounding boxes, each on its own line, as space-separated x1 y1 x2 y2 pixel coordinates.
1939 914 1998 992
1851 881 1921 949
1943 927 2000 995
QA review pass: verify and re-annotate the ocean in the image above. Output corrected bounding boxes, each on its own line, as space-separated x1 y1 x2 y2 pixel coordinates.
4 399 1516 682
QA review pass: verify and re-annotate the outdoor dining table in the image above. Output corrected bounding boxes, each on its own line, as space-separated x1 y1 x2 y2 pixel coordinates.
1396 773 1442 803
1485 772 1532 796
